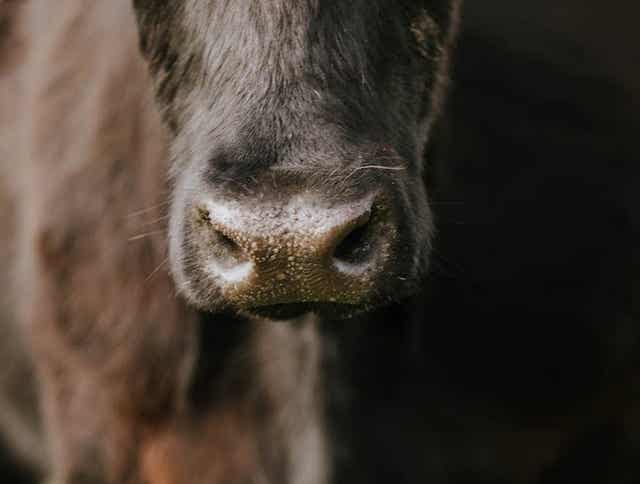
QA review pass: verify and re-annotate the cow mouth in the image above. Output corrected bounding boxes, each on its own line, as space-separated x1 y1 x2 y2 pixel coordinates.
245 301 367 321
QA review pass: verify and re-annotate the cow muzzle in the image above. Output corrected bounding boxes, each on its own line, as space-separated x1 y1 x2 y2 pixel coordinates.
189 192 396 317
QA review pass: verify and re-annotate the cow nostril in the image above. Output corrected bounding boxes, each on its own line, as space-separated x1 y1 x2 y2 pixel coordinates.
197 207 244 260
333 212 375 266
213 230 243 259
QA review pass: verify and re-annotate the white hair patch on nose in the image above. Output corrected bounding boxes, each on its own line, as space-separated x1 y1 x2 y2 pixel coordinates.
332 258 374 276
207 259 253 283
203 192 376 239
205 200 235 226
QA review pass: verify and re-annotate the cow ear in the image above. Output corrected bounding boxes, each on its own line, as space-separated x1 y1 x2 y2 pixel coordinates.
410 0 462 57
418 0 462 39
410 8 443 59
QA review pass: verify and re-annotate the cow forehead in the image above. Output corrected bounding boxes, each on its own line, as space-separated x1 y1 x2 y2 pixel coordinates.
136 1 450 95
167 2 441 122
136 0 452 167
177 0 438 80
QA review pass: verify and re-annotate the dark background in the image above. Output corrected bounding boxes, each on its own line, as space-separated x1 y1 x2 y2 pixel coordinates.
430 0 639 408
328 2 640 483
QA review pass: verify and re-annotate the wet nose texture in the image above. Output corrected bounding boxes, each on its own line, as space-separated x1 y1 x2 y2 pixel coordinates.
195 195 393 309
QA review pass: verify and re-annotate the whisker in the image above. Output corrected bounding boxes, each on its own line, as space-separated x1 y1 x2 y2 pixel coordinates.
352 164 407 172
139 215 170 227
342 164 407 183
145 257 169 282
128 230 166 242
127 201 171 218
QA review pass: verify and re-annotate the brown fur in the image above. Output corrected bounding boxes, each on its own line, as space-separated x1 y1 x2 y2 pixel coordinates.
2 0 196 481
0 0 46 477
141 319 326 484
1 0 327 481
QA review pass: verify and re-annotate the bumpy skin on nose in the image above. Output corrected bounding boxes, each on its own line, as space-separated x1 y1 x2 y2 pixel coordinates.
192 193 396 310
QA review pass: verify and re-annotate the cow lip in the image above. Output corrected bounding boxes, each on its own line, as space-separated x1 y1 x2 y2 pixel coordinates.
245 302 364 321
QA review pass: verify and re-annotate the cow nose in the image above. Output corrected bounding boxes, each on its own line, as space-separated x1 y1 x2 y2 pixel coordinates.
195 195 391 308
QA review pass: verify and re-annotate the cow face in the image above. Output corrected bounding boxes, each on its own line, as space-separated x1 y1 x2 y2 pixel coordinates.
133 0 460 319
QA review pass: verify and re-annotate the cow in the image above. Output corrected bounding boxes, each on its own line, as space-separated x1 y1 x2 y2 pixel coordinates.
133 0 462 320
2 0 639 483
0 0 461 483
